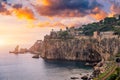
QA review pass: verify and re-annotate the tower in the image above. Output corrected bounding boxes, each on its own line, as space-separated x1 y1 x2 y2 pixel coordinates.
93 31 100 39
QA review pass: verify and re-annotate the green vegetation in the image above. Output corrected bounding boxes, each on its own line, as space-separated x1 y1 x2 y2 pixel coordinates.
93 62 117 80
59 31 69 37
78 16 120 36
59 31 73 39
106 74 118 80
114 27 120 36
116 53 120 57
82 23 101 36
106 67 120 80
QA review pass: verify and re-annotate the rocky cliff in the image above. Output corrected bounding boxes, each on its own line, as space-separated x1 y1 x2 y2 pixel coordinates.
30 38 120 62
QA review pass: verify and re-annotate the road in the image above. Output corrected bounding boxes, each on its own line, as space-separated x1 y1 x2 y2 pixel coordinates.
102 64 117 80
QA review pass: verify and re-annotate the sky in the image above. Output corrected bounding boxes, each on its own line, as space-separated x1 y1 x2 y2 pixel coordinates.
0 0 120 47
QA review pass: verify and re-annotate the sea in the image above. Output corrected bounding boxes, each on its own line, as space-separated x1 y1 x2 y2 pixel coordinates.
0 45 93 80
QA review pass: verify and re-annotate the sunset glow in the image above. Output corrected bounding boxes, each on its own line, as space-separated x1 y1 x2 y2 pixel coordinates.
0 0 120 47
0 39 6 46
0 1 120 80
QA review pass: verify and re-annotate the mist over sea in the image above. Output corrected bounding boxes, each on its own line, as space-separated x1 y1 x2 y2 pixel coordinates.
0 45 93 80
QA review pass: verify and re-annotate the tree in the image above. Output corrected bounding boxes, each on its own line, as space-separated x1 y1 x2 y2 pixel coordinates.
116 67 120 76
107 74 117 80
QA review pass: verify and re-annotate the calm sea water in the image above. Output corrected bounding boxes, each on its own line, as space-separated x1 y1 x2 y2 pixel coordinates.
0 46 93 80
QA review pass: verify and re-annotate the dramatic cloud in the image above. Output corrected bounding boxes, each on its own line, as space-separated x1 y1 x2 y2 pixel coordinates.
109 4 120 17
36 21 65 28
91 7 107 20
33 0 103 17
12 7 35 20
12 4 22 9
0 0 35 21
0 0 120 28
61 16 95 27
0 2 11 15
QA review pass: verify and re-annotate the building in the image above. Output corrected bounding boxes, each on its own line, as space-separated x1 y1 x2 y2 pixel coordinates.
66 27 83 36
114 14 120 20
50 29 58 39
67 27 76 36
93 31 118 39
100 31 114 35
115 26 120 28
93 31 100 39
100 31 118 39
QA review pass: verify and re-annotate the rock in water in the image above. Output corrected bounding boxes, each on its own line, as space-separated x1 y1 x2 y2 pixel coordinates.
71 77 79 79
32 54 39 59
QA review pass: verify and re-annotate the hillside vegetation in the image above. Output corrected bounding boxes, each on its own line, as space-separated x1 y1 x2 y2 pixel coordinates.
79 16 120 36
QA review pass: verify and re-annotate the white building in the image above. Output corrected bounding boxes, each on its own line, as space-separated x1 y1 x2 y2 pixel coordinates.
114 14 120 20
100 31 118 39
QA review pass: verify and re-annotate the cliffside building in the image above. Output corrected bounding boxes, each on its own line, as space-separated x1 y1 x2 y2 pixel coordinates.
93 31 118 39
100 31 115 39
114 14 120 20
50 29 58 39
66 27 83 36
93 31 100 39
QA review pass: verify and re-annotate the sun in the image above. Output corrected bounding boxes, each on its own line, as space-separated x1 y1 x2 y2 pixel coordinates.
0 39 6 46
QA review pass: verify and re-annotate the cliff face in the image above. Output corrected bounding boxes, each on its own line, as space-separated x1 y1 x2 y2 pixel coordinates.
29 40 43 53
30 38 120 62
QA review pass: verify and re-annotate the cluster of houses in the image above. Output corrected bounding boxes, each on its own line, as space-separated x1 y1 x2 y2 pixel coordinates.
93 31 119 39
44 26 119 40
44 14 120 40
44 27 84 39
44 14 120 39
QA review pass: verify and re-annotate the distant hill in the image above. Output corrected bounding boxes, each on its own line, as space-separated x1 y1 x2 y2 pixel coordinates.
79 15 120 36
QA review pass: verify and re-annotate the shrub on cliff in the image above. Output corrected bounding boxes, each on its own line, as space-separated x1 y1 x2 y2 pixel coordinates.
81 16 120 36
114 27 120 36
107 67 120 80
106 74 117 80
116 53 120 57
59 31 74 39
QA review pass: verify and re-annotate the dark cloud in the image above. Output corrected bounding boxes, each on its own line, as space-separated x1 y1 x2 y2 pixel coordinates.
12 4 22 9
0 2 11 15
0 0 22 15
0 1 35 20
33 0 103 17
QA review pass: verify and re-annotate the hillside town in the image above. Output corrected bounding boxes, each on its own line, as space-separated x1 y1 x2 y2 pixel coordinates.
44 14 120 41
44 27 119 40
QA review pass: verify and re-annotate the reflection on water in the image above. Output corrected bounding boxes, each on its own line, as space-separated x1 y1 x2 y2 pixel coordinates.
44 60 92 69
0 46 93 80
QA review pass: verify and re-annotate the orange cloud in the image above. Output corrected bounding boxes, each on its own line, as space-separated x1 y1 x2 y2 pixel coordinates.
36 21 65 28
41 0 52 6
33 0 102 18
108 4 120 17
0 2 35 21
0 2 11 15
12 7 35 21
91 7 107 20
